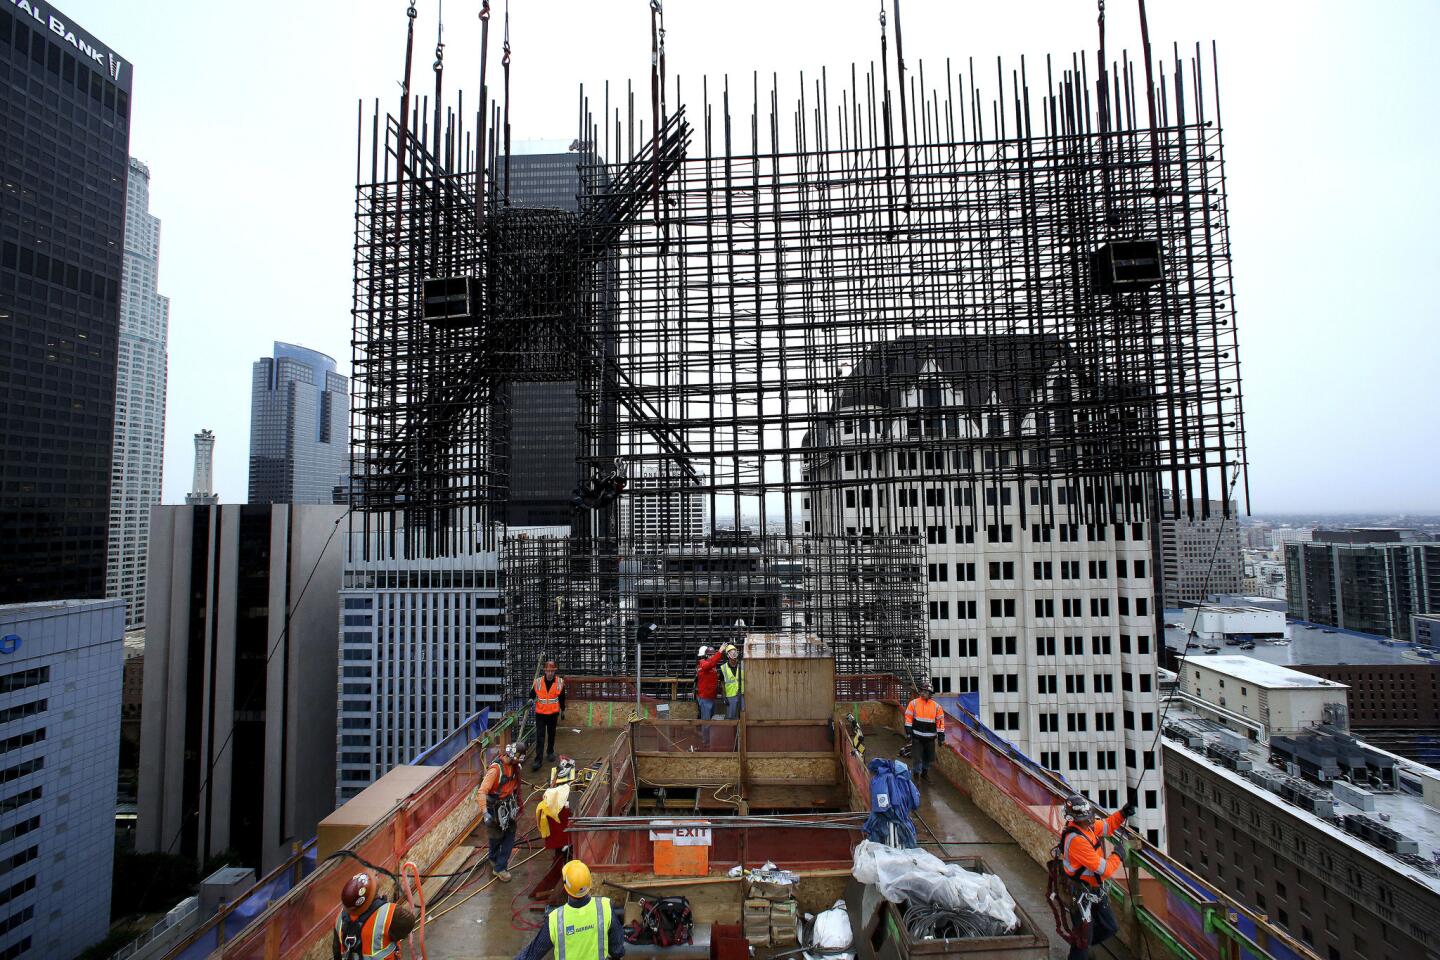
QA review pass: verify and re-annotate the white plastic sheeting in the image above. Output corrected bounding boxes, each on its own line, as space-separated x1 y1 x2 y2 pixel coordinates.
851 840 1019 930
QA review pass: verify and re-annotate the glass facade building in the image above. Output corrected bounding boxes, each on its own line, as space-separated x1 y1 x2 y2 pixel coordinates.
499 151 587 527
0 3 133 603
249 342 349 505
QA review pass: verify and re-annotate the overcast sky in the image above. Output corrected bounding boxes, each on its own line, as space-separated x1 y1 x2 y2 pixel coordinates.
59 0 1440 512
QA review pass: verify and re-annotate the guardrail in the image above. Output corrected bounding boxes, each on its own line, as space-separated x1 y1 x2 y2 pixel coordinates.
112 897 198 960
935 696 1320 960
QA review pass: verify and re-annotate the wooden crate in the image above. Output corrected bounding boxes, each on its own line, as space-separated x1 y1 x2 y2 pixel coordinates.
742 633 835 721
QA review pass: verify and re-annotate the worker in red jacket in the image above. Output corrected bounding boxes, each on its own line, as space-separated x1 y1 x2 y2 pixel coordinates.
1060 794 1135 960
694 645 725 720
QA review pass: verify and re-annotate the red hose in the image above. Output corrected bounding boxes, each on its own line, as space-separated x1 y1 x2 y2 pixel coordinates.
401 860 427 960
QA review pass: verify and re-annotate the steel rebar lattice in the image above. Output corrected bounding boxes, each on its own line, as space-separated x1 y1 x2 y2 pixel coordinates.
349 4 1245 692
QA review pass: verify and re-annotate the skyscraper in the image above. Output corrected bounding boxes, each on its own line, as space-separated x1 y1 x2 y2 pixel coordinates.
185 429 219 505
248 342 349 505
139 503 345 871
499 149 585 527
107 158 170 629
0 4 133 604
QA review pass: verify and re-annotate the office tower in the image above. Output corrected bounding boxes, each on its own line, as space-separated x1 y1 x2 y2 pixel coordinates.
138 503 345 871
0 598 125 959
1162 658 1439 959
185 429 219 505
0 6 133 603
804 336 1165 841
248 342 349 505
106 158 170 630
1285 533 1440 641
621 467 707 543
499 150 586 528
1158 491 1244 605
335 544 505 803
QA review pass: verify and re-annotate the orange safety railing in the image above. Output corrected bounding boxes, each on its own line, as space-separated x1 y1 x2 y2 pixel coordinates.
191 716 518 960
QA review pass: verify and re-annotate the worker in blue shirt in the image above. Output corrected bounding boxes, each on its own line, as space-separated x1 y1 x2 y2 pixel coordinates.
514 860 625 960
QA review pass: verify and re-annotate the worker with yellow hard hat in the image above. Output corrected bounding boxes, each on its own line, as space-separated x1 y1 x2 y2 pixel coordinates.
513 860 624 960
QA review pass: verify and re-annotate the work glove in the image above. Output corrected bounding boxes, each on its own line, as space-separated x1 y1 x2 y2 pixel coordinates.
1121 800 1137 819
483 810 491 825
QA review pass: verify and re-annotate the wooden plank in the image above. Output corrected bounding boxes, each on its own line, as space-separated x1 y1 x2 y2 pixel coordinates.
419 845 475 903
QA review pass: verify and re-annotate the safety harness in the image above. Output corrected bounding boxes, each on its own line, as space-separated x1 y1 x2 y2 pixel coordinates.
336 900 397 960
1045 824 1103 949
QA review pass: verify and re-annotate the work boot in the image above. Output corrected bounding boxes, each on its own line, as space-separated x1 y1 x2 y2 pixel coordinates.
495 869 512 883
547 751 557 762
531 755 542 771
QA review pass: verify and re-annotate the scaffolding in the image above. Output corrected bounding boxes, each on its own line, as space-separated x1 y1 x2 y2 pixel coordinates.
349 3 1247 693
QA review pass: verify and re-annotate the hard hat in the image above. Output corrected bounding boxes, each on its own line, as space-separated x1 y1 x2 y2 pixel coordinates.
726 645 739 658
697 645 710 658
341 871 374 911
1064 795 1095 822
544 659 557 670
919 681 933 694
562 859 593 899
504 741 528 762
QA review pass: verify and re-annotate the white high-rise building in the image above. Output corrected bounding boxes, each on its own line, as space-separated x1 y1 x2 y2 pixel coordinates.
0 599 125 959
106 158 170 630
185 429 219 505
335 539 506 803
622 467 708 543
1158 491 1243 605
803 335 1165 841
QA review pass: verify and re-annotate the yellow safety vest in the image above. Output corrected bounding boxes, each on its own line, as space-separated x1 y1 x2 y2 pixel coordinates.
720 661 744 698
548 896 612 960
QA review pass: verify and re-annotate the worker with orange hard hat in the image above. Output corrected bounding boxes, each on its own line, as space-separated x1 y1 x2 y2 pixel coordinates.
332 870 416 960
530 658 567 771
513 860 625 960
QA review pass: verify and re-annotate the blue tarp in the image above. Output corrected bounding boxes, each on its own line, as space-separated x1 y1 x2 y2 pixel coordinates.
412 708 490 766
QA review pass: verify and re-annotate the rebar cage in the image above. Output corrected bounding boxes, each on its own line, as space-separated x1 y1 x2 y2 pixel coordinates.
349 3 1246 696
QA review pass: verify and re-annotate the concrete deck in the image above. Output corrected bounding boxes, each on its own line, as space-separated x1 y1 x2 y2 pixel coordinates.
420 723 1132 960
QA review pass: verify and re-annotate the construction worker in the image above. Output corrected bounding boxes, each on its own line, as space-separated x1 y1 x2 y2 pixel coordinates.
513 860 625 960
479 742 527 882
720 644 744 719
1059 794 1136 960
530 660 566 771
331 870 416 960
694 645 725 720
903 682 945 779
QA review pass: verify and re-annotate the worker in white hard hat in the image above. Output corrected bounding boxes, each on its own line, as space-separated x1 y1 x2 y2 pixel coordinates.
513 860 625 960
694 645 725 721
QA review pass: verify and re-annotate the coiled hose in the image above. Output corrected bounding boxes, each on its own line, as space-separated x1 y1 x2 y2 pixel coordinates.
902 902 1014 940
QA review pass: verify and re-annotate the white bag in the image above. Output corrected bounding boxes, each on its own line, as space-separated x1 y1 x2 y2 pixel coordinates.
851 840 1018 930
812 900 853 951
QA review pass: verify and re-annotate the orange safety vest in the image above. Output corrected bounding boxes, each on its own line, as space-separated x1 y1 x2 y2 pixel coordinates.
1061 816 1123 887
534 675 564 715
904 697 945 738
335 901 401 960
489 759 522 799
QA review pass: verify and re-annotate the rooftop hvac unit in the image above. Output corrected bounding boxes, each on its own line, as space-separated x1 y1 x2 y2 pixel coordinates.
1217 730 1251 754
1342 815 1420 856
1205 742 1254 773
1332 779 1377 813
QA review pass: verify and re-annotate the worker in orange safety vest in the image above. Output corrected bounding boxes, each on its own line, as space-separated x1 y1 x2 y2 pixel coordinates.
332 870 416 960
902 682 944 779
530 659 566 770
1059 794 1136 960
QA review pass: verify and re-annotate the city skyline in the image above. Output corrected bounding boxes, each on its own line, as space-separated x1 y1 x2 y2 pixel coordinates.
43 2 1440 515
